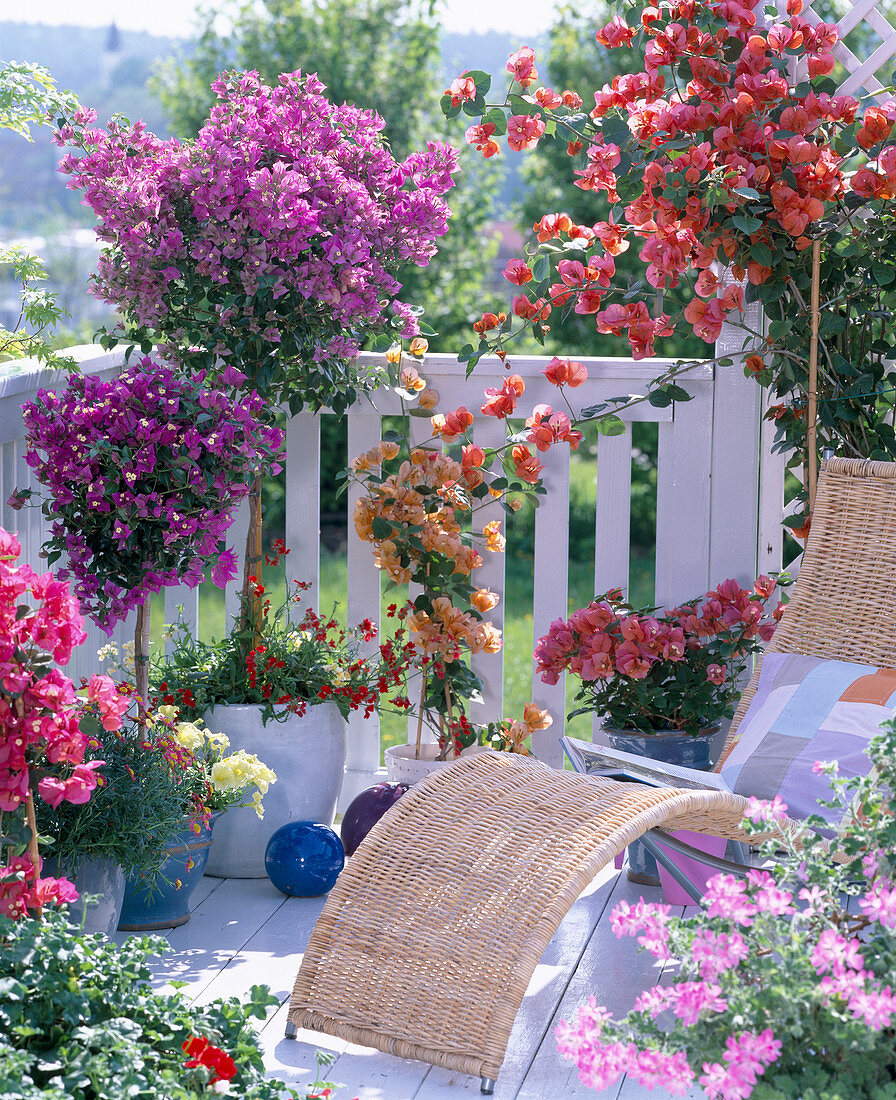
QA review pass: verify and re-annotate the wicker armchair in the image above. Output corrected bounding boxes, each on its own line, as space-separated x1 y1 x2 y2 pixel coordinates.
286 457 896 1092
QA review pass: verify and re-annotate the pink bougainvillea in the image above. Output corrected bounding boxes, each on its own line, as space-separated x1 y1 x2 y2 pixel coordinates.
0 528 125 919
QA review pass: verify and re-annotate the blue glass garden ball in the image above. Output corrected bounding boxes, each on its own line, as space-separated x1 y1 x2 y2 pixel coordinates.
341 781 411 856
264 821 345 897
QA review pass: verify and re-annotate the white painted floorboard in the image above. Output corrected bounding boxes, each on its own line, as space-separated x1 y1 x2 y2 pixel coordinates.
117 866 705 1099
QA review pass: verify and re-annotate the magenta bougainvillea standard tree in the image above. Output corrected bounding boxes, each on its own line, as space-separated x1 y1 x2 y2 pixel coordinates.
443 0 896 532
16 361 284 705
54 70 458 417
54 68 459 615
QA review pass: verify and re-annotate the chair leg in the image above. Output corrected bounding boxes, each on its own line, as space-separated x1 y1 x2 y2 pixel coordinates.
284 1019 297 1039
480 1077 496 1094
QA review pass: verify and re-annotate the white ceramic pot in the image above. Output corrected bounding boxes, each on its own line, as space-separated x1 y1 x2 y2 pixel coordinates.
384 742 489 785
204 703 346 878
42 855 126 938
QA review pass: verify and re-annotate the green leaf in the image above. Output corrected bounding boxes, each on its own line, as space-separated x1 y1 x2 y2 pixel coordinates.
484 108 507 136
665 384 692 402
731 214 763 235
751 243 774 267
462 94 487 117
872 262 895 286
464 69 492 96
439 94 461 119
733 186 762 201
596 415 627 436
508 93 544 118
530 254 550 283
370 516 394 539
600 116 632 148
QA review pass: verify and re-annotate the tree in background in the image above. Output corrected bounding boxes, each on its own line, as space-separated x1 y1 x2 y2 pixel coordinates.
0 62 81 367
151 0 503 350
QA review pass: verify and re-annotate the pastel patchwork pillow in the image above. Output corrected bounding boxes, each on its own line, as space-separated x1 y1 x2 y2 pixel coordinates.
719 652 896 826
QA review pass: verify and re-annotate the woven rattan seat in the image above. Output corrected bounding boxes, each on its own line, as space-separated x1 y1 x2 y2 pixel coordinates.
287 457 896 1088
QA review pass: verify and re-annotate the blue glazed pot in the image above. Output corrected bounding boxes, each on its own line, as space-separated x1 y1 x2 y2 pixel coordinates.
603 725 719 887
118 815 218 931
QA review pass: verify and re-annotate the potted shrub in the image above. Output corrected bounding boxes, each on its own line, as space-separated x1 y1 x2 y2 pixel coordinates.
149 542 415 877
116 710 277 928
35 712 186 936
534 580 784 881
0 526 127 926
441 5 896 533
347 343 554 778
16 361 283 715
53 69 459 628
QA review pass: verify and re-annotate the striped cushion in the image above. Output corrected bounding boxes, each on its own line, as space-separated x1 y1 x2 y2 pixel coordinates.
719 653 896 825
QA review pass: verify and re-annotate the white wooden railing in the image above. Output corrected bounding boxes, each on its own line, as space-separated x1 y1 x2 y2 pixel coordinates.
0 344 779 804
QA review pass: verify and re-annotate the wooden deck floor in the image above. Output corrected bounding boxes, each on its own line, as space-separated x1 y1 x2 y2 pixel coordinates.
114 862 705 1099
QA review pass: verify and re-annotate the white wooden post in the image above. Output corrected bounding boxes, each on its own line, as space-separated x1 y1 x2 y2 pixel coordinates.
341 409 386 808
654 379 714 608
530 439 571 764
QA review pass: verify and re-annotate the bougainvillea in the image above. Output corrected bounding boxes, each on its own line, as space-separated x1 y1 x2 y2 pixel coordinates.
54 69 459 417
0 527 125 920
348 344 554 759
17 360 284 630
444 0 896 527
534 579 784 736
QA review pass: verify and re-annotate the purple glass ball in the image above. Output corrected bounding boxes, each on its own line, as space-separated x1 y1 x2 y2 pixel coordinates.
341 782 410 856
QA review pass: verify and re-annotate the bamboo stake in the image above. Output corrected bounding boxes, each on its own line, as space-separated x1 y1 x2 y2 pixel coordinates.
240 473 264 644
444 681 457 761
134 598 150 732
414 675 427 760
24 791 41 871
807 239 821 514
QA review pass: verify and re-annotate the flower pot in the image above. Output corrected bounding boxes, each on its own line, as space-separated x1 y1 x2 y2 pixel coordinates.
384 742 489 785
652 829 728 905
118 815 217 931
602 724 720 888
42 855 125 938
204 703 346 878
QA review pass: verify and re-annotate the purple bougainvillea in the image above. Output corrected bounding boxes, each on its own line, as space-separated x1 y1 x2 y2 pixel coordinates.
54 70 459 415
18 361 284 630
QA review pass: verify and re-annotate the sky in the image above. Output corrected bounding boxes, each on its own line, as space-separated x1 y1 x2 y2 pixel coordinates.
7 0 560 39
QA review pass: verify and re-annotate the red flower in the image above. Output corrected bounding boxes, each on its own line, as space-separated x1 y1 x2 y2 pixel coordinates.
182 1036 237 1084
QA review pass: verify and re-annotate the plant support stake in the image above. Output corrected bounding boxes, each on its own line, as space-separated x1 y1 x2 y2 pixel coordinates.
807 238 821 514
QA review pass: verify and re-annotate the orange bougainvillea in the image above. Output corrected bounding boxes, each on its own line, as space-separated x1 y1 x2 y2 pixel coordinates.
348 345 551 759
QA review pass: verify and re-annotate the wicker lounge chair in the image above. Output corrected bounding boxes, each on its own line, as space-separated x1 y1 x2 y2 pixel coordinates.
286 456 896 1092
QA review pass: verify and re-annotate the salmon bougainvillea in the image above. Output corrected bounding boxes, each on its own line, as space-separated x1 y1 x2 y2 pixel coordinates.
444 0 896 530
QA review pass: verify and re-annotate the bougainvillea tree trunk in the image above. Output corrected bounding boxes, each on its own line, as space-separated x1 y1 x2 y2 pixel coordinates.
239 474 264 645
134 599 151 730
